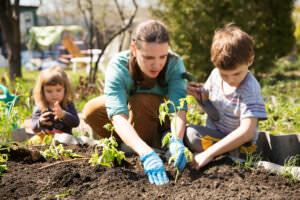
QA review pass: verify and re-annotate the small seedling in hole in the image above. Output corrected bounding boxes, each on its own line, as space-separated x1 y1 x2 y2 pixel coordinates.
55 189 71 199
89 123 125 167
40 137 83 160
159 97 194 183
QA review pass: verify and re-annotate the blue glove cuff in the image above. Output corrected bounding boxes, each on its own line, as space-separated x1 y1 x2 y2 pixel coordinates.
140 150 155 162
170 137 184 146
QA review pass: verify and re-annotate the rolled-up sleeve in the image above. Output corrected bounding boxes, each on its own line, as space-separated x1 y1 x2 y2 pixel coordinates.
104 57 131 119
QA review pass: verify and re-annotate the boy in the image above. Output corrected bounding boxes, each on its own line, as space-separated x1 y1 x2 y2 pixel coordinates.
185 24 267 169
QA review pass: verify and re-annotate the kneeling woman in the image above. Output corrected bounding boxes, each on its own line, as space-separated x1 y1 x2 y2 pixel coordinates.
83 20 188 185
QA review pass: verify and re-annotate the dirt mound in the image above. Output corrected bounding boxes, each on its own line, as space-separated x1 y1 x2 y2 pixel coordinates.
0 145 299 199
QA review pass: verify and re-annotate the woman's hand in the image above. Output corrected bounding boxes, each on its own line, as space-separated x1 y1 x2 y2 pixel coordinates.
53 101 65 120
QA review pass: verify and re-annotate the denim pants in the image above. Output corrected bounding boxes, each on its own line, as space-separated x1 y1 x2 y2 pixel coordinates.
83 93 169 148
184 125 257 160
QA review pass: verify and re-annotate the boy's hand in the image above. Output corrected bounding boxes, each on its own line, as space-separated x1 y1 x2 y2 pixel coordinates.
39 111 54 126
187 82 208 103
193 151 214 170
53 101 65 120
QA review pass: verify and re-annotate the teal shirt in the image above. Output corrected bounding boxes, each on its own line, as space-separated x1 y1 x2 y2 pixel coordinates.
104 50 187 119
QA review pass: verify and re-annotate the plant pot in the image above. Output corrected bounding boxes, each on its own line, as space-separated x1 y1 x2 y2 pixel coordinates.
256 132 300 166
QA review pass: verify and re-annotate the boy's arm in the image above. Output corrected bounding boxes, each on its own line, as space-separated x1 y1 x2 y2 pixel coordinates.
194 117 258 169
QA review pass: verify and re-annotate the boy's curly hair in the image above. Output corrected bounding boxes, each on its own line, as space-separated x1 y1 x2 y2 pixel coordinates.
33 66 73 112
211 23 254 70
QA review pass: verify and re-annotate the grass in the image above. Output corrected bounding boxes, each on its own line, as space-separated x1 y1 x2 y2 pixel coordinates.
280 155 300 183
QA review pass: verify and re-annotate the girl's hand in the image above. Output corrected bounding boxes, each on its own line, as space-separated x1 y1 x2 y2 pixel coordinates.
193 151 214 170
53 101 65 120
39 111 54 126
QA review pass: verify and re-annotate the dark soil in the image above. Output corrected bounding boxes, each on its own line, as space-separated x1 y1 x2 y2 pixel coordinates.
0 144 299 200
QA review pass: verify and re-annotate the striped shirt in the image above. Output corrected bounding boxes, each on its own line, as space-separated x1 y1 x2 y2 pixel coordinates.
203 68 267 142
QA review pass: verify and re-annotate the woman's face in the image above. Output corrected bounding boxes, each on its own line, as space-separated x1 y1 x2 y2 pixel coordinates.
132 41 169 78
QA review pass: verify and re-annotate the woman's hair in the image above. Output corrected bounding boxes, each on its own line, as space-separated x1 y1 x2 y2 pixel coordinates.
129 19 175 88
211 23 254 70
33 66 74 111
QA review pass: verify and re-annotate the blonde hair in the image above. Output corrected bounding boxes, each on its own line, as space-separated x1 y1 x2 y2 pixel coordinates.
211 23 254 70
33 66 74 112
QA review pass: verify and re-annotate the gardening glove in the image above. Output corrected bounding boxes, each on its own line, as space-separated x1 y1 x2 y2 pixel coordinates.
169 137 187 172
140 150 169 185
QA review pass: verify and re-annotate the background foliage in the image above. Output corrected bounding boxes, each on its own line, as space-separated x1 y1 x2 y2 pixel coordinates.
153 0 295 80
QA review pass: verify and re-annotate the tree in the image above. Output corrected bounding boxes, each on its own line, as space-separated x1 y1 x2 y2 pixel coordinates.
153 0 295 80
77 0 138 83
0 0 22 80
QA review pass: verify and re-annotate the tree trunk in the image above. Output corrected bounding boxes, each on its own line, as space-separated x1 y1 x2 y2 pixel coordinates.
0 0 22 80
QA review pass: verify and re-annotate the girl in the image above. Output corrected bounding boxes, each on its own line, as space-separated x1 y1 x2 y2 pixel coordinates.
30 66 79 143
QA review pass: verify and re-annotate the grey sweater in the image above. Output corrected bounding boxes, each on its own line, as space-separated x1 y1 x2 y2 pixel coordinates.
31 102 80 134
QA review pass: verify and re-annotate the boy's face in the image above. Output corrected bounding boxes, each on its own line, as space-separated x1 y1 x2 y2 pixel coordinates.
218 63 249 88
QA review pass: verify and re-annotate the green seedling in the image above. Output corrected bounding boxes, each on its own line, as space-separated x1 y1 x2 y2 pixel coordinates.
55 189 71 199
40 138 83 160
0 165 7 176
159 97 194 183
0 153 8 177
280 155 300 183
89 123 125 167
233 153 262 171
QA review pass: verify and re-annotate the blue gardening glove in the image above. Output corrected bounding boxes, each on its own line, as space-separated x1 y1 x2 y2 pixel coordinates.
140 150 169 185
169 137 187 172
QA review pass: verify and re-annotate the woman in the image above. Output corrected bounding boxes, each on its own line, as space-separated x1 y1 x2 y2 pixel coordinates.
83 20 187 185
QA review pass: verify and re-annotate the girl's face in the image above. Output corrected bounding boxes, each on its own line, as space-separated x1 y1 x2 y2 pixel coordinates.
132 41 169 78
43 84 65 106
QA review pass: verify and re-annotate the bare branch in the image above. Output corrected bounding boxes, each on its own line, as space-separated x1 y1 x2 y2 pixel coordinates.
92 0 138 82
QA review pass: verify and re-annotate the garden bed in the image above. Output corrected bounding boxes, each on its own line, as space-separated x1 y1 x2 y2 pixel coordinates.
0 144 299 200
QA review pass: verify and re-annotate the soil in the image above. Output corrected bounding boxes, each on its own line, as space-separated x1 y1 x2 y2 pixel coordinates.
0 144 299 200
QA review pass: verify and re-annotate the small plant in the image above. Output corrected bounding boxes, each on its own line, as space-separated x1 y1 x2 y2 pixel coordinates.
280 155 300 183
40 138 83 160
234 153 262 171
89 123 125 167
0 153 8 177
159 97 194 183
55 189 71 199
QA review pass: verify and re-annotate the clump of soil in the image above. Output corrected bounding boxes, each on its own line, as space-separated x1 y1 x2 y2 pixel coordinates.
0 144 299 200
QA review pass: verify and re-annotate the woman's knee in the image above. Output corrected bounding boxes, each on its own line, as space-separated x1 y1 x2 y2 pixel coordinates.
83 96 106 123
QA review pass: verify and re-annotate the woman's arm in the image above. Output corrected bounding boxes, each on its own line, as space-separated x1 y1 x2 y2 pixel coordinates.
171 109 186 140
111 113 152 157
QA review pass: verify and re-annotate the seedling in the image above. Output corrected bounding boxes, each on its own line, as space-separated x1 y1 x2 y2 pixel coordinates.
0 153 8 177
234 153 262 171
40 138 83 160
89 123 125 167
159 97 194 183
280 155 300 183
55 189 71 199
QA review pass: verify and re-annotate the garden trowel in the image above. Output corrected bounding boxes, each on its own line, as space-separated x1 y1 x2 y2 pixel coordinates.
182 72 219 121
